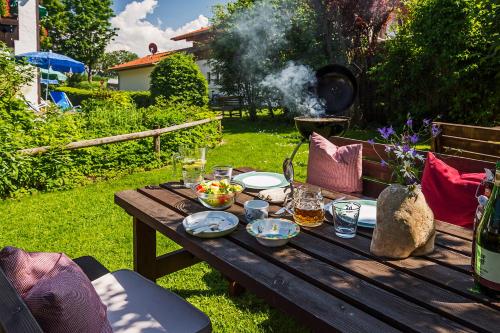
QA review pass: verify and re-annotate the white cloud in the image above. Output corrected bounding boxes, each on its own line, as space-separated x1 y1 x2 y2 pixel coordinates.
107 0 209 56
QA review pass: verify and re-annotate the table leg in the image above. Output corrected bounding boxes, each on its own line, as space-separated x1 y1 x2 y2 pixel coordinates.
133 217 156 282
226 277 246 297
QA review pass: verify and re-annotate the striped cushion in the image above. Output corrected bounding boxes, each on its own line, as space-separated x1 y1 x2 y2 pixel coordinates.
0 247 112 333
307 132 363 193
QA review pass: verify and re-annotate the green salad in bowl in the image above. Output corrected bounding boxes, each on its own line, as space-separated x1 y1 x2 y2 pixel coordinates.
193 179 245 210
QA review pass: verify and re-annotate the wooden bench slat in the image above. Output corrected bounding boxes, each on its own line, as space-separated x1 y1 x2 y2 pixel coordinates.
434 122 500 142
440 135 500 158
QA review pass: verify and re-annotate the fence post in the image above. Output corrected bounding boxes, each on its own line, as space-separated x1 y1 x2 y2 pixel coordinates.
153 135 161 157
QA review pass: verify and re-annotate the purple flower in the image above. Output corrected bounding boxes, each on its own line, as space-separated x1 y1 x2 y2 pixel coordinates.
387 126 395 137
378 126 395 140
381 160 388 167
423 118 431 126
367 139 375 145
402 144 411 153
406 118 413 128
409 133 419 144
431 124 441 137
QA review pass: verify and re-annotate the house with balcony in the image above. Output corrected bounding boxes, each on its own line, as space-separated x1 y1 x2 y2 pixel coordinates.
0 0 42 103
111 26 221 97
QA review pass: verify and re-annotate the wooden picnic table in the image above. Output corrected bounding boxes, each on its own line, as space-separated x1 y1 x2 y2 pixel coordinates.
115 167 500 333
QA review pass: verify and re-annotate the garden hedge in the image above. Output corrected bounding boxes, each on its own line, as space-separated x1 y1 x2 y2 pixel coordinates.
55 87 154 108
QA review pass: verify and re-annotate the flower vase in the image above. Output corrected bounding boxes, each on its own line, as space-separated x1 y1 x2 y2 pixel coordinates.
370 184 435 259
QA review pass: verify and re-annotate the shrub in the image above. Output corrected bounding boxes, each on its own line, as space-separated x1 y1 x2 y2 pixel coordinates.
0 45 220 198
55 87 153 108
150 52 208 106
370 0 499 125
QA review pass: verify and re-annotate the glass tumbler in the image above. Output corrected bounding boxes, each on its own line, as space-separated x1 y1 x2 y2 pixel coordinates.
213 165 233 181
293 185 325 227
332 201 361 238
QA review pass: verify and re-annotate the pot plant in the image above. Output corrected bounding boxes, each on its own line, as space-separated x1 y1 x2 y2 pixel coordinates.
368 117 441 259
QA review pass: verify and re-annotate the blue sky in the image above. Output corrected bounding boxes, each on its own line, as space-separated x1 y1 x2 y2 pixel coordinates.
108 0 231 56
112 0 230 30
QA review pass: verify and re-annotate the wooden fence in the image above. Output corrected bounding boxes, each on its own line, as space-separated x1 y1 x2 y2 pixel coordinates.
18 116 223 156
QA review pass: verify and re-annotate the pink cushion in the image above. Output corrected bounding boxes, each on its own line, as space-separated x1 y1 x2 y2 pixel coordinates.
0 247 112 333
421 153 484 229
307 132 363 193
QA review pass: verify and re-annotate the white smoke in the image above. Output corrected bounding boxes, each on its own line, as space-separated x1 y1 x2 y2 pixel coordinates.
262 62 325 116
228 0 326 116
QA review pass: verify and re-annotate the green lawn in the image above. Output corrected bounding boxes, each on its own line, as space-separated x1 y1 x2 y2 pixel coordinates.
0 116 378 333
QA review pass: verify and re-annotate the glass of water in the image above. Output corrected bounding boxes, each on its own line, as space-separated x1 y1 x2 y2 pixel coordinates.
213 165 233 181
332 201 361 238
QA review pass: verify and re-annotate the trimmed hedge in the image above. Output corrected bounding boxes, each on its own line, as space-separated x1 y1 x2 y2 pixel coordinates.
55 87 154 108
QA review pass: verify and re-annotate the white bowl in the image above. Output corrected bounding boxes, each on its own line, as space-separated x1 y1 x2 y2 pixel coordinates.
246 218 300 247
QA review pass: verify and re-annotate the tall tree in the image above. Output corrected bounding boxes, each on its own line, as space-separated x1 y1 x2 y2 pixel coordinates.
96 50 139 77
41 0 117 81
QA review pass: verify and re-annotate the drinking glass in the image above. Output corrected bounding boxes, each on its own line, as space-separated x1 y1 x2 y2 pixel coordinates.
293 185 325 227
174 146 207 188
213 165 233 181
332 201 361 238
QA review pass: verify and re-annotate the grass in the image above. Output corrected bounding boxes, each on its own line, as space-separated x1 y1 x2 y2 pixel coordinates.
0 116 378 333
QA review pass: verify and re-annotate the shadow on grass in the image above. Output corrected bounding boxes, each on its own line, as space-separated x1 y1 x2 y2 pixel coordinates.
167 268 310 333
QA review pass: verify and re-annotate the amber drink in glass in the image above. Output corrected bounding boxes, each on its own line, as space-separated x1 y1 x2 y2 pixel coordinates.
293 185 325 227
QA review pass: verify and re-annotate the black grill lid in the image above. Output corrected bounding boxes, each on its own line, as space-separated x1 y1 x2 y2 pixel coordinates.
315 64 357 115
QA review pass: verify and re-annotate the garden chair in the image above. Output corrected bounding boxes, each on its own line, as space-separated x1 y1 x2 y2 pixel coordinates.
25 100 48 114
49 91 81 112
0 255 212 333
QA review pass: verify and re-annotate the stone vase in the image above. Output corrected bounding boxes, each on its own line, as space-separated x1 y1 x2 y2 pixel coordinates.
370 184 435 259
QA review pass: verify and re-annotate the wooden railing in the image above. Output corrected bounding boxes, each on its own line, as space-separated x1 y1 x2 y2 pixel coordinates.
18 116 222 156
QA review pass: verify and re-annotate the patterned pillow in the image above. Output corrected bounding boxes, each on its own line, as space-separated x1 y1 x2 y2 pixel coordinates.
0 247 112 333
307 132 363 193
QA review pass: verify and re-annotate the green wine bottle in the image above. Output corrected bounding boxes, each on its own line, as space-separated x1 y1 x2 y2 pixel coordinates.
474 161 500 297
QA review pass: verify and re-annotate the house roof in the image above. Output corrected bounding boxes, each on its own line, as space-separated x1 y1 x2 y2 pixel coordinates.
171 26 211 41
109 51 175 71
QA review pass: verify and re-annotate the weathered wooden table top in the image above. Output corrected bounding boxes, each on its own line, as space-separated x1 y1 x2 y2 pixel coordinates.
115 167 500 333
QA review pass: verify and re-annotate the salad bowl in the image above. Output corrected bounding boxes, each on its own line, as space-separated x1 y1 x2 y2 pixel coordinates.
193 179 245 210
246 218 300 247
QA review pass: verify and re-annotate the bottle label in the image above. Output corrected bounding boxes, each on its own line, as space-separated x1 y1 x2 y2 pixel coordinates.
475 245 500 290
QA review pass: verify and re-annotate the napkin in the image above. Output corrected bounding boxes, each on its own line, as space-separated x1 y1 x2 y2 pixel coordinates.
258 187 291 204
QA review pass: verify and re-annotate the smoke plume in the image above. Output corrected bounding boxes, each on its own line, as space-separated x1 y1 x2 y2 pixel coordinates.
229 0 325 116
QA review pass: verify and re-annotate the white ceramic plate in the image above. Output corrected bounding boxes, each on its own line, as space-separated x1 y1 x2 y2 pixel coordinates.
330 199 377 228
183 211 239 238
233 172 289 190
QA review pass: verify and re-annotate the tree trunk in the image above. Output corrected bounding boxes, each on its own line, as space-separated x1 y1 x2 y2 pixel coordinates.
309 0 335 63
87 66 93 82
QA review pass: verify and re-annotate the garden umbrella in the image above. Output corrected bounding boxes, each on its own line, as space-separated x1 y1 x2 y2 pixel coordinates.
40 68 66 81
16 51 85 73
16 51 85 100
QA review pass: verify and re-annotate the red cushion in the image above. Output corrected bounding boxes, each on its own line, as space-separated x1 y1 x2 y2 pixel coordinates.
421 153 484 228
307 132 363 193
0 247 112 333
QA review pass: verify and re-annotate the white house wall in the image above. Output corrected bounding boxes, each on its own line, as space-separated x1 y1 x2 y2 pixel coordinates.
116 59 222 95
196 59 221 98
14 0 39 104
118 66 155 91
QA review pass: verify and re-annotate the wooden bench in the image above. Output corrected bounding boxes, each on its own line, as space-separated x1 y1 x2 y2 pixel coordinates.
329 136 495 198
0 256 211 333
431 122 500 162
210 96 245 118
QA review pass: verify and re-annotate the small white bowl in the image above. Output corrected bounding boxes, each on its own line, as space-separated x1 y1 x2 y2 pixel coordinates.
246 218 300 247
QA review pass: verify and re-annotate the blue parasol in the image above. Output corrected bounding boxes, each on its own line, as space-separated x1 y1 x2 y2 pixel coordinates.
16 51 85 73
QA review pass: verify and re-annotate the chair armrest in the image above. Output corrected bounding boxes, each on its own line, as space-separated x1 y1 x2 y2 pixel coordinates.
0 269 43 333
73 256 110 282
